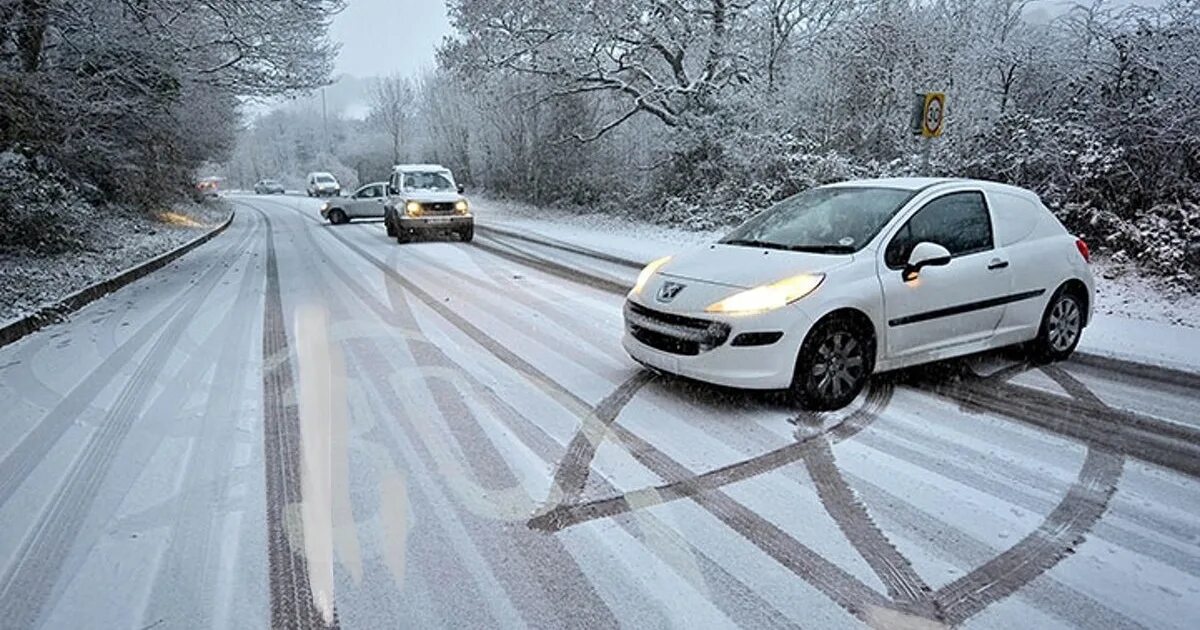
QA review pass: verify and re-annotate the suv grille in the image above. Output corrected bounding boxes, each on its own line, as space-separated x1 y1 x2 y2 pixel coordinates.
421 202 456 215
624 301 730 356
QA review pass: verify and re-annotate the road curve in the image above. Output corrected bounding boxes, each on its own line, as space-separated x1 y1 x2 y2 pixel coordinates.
0 194 1197 629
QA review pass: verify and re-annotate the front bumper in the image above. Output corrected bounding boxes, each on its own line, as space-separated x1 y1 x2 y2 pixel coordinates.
622 298 812 389
398 215 473 230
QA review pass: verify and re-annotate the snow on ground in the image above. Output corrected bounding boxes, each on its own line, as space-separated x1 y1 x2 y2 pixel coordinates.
474 196 1200 373
0 200 231 323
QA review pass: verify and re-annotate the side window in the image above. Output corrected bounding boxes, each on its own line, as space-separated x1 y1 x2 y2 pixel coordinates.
362 186 377 199
885 191 993 267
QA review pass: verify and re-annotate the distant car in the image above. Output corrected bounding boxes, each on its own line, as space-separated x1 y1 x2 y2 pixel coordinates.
306 172 341 197
624 178 1095 410
193 177 220 201
254 179 285 195
382 164 472 243
321 181 388 224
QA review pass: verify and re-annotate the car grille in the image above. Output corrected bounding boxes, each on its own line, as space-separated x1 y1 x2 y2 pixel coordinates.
420 202 456 215
624 301 730 356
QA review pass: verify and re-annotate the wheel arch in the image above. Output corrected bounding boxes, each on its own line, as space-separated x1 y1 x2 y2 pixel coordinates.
798 307 879 373
1057 278 1090 326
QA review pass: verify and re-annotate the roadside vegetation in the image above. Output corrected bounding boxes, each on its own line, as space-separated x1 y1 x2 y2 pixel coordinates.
0 0 344 254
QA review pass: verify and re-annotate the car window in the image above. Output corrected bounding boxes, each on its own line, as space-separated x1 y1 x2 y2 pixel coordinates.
357 186 377 198
885 191 993 268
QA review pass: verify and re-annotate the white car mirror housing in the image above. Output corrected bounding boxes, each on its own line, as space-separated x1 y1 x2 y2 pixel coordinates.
904 242 952 281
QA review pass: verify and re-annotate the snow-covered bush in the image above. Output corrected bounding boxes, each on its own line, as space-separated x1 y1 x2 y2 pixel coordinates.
0 151 92 254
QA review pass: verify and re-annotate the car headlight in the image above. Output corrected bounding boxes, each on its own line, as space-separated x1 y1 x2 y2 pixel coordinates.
321 202 330 211
633 256 672 295
455 200 469 214
705 273 825 315
405 201 422 216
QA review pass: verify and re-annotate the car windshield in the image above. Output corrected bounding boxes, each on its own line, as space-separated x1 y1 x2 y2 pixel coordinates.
316 175 335 183
403 171 454 191
720 187 915 253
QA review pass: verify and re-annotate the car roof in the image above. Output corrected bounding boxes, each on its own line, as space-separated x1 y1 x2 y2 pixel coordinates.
309 172 335 177
393 164 449 173
822 177 1037 198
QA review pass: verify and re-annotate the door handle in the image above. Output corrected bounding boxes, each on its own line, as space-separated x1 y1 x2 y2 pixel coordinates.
987 259 1009 270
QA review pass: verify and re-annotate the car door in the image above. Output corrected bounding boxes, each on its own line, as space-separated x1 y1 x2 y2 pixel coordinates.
878 190 1013 360
359 184 387 217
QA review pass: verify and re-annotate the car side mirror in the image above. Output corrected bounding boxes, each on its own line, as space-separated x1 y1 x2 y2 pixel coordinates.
903 242 952 282
457 183 465 194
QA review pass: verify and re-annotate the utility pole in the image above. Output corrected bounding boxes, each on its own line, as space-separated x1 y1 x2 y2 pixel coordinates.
321 87 330 154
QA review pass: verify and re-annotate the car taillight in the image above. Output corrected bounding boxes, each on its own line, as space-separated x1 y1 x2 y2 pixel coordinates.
1075 238 1090 263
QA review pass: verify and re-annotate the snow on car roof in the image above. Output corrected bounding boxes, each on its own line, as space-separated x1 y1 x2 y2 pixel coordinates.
821 177 1034 197
822 177 954 190
393 163 450 173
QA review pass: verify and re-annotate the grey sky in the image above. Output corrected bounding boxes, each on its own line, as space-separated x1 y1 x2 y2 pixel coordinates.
331 0 452 79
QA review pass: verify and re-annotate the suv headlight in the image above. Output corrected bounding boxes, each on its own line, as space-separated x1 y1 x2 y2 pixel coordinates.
705 273 824 315
405 201 422 216
455 200 469 214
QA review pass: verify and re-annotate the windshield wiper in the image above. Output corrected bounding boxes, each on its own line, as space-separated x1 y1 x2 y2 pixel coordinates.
786 244 856 254
721 239 792 251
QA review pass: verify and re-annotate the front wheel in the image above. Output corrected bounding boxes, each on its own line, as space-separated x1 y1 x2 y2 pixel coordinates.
458 225 474 242
791 318 872 411
328 209 348 225
1030 288 1084 362
385 217 397 237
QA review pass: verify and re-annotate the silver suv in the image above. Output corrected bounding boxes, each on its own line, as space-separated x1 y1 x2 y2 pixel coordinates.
383 164 472 243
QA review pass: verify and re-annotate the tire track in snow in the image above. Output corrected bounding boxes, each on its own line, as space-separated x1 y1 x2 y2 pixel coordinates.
0 218 255 629
0 222 255 509
257 209 340 629
929 365 1126 625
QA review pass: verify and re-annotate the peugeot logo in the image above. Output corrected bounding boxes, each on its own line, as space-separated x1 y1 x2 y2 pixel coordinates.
657 281 686 303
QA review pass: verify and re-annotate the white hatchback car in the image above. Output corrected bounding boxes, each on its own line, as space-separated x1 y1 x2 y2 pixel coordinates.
623 178 1094 410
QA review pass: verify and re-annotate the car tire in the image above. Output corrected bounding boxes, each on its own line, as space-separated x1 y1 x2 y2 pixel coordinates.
791 316 872 411
385 217 397 237
396 230 411 244
459 225 474 242
1030 286 1084 362
328 209 348 225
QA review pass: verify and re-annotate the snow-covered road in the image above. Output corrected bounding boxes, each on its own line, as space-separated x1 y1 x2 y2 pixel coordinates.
1 194 1197 629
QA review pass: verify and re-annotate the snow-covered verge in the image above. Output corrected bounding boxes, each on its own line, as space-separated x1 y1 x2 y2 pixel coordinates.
474 196 1200 373
0 152 231 322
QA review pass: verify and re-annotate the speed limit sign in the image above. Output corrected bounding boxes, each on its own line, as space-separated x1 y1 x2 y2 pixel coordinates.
920 92 945 138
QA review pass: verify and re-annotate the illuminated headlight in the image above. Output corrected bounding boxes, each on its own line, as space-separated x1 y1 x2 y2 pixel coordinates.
705 273 825 315
405 201 422 216
321 202 330 211
632 256 672 295
454 200 469 214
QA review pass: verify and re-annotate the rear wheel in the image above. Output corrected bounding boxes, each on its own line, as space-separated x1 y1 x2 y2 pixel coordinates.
328 209 348 225
792 317 872 411
1030 287 1084 362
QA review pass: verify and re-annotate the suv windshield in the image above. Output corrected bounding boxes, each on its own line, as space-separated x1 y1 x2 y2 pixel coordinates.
721 187 915 253
316 175 335 184
403 171 454 191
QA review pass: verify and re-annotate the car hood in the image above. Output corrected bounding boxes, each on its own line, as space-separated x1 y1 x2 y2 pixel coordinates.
658 244 855 290
404 191 462 203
